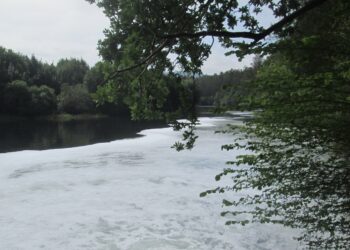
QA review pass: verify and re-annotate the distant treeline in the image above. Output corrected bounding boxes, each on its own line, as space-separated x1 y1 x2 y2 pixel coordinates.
0 47 194 118
196 57 262 108
0 46 128 117
0 45 259 117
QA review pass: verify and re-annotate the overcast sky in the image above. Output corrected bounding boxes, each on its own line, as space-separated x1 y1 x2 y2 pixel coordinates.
0 0 272 75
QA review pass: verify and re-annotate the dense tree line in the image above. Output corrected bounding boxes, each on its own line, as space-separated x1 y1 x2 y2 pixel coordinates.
0 47 130 116
196 57 262 107
0 47 189 118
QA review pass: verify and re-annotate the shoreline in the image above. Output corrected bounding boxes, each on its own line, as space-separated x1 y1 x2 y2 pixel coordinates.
0 113 111 123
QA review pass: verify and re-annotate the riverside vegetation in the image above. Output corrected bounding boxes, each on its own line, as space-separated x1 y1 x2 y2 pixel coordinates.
87 0 350 248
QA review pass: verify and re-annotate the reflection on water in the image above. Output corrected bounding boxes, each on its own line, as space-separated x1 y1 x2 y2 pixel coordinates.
0 117 166 153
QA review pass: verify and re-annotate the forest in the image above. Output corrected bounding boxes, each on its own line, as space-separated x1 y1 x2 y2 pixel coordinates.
0 45 257 119
2 45 241 119
196 57 261 107
0 47 133 117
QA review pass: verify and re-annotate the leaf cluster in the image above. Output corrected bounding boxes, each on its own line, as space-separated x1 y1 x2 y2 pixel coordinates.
204 1 350 248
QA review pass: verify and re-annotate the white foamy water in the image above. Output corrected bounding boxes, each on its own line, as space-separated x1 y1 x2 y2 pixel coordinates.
0 117 300 250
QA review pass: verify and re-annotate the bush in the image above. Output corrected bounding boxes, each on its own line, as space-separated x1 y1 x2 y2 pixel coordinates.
58 84 95 114
56 59 89 86
29 85 57 115
2 80 32 115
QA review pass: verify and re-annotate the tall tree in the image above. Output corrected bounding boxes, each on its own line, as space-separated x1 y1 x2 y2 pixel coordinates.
88 0 349 248
58 84 95 114
202 1 350 248
84 62 106 93
56 58 89 86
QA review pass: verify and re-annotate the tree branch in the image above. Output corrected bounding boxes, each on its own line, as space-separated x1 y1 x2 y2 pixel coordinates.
104 0 329 80
162 31 260 40
161 0 329 41
103 39 171 83
256 0 329 40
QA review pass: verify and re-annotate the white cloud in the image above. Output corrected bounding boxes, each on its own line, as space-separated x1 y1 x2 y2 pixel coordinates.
202 44 254 75
0 0 109 66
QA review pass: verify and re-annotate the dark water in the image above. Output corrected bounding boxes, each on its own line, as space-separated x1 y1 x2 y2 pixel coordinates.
0 117 166 153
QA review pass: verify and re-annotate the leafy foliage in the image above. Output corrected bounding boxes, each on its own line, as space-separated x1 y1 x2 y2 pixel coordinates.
201 1 350 248
84 62 105 93
85 0 328 138
195 65 258 106
0 47 137 117
56 58 89 86
86 0 306 119
2 80 32 115
1 80 57 116
0 47 59 91
29 85 57 115
87 0 349 248
58 84 95 114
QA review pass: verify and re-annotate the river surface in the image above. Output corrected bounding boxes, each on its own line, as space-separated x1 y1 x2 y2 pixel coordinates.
0 115 300 249
0 117 164 153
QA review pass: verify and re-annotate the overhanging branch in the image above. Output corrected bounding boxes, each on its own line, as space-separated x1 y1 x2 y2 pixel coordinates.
161 0 329 41
257 0 329 40
162 31 260 40
105 0 329 80
104 39 171 83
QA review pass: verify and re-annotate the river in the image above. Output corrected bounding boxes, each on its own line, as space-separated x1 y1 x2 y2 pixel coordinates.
0 117 164 153
0 115 300 249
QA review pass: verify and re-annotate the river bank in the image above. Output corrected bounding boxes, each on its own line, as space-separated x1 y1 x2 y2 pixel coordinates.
0 113 111 123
